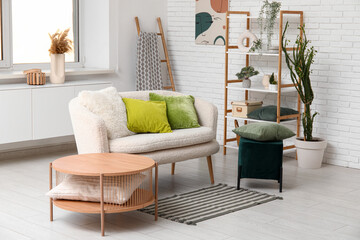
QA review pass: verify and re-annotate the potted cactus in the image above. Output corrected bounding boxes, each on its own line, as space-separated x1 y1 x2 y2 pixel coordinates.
236 66 259 88
282 22 327 169
269 72 278 91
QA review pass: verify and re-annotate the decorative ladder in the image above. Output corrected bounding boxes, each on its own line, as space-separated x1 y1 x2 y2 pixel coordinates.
135 17 176 92
135 17 177 174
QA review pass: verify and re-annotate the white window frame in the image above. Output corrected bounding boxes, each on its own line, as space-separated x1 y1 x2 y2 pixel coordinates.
0 0 83 70
0 0 11 68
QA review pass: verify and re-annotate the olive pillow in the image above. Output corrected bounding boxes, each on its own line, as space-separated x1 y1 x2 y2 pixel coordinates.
233 123 295 141
149 93 200 129
122 98 172 133
247 105 298 122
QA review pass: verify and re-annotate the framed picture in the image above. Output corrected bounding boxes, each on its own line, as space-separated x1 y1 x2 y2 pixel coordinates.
195 0 228 45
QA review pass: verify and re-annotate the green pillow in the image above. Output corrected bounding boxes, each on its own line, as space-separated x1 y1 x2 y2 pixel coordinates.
232 123 295 141
122 98 172 133
247 105 298 122
149 93 200 129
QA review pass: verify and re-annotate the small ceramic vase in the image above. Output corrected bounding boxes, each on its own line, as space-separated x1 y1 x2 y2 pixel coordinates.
262 75 270 89
50 54 65 84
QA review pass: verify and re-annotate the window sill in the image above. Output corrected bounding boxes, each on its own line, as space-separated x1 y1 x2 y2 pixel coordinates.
0 68 115 80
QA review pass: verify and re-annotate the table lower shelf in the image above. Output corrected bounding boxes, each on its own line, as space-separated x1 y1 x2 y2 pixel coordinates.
53 189 155 214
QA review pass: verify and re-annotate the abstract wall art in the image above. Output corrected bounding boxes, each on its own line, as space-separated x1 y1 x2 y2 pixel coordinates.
195 0 228 46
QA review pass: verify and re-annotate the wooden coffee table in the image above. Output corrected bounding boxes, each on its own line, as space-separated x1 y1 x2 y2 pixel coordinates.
49 153 158 236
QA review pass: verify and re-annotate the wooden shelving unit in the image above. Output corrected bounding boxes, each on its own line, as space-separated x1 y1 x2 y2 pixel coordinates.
223 10 304 155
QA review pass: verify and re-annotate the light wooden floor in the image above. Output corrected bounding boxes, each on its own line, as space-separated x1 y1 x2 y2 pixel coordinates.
0 148 360 240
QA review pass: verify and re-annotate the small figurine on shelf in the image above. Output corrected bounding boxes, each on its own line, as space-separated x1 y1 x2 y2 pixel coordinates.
24 69 46 85
236 66 259 88
269 72 278 91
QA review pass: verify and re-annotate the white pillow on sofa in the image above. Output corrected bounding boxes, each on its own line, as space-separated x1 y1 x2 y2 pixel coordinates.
78 87 134 139
47 174 145 204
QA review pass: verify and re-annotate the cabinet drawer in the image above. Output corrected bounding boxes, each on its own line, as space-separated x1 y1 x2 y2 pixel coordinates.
32 87 75 139
0 89 32 144
74 83 112 96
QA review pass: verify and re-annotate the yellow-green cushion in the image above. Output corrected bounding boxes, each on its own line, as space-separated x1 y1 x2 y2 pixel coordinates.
122 98 172 133
149 93 200 129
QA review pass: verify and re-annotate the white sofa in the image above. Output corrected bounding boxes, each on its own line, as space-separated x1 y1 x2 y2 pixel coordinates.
69 90 220 184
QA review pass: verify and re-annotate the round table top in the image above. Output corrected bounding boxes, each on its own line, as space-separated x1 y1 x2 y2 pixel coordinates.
52 153 155 176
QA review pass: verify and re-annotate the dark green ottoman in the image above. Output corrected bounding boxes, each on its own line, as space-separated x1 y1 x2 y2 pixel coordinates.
237 137 283 192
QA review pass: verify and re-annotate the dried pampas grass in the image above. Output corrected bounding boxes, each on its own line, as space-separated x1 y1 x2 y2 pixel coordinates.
48 28 73 55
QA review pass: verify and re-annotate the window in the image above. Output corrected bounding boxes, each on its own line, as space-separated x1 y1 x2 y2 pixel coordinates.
11 0 79 64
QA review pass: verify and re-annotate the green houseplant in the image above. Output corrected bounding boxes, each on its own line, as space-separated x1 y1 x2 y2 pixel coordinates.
282 22 327 169
268 72 278 91
236 66 259 88
256 0 281 52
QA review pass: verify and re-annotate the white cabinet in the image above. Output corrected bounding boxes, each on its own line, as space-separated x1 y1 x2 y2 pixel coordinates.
74 83 111 96
32 87 75 139
0 80 112 144
0 89 32 144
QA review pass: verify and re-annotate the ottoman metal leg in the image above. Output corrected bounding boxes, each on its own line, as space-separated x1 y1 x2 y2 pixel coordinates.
237 166 242 190
279 167 283 193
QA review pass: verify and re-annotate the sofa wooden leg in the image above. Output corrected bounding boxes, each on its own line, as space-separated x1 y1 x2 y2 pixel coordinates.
171 163 175 175
207 156 214 184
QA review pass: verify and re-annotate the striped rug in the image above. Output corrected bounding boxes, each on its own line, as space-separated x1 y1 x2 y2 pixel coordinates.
140 183 282 225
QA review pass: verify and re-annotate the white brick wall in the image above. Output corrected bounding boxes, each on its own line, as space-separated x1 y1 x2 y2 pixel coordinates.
167 0 360 168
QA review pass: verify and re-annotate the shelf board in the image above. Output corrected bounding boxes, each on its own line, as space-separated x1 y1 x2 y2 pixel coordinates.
226 115 298 123
227 14 300 19
227 84 297 93
224 144 238 150
226 50 280 56
227 16 280 19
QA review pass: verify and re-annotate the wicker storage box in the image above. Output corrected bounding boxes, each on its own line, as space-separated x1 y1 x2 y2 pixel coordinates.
231 100 263 118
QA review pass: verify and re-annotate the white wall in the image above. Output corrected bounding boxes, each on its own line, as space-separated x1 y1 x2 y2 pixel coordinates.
80 0 167 91
167 0 360 168
0 0 168 153
115 0 168 91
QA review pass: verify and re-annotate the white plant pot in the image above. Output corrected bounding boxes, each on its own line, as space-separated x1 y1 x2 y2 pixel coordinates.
242 79 251 88
295 137 327 169
269 84 277 91
50 54 65 84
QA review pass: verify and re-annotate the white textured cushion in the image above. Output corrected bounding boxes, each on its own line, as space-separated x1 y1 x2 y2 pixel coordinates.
78 87 134 139
47 174 145 204
109 126 215 153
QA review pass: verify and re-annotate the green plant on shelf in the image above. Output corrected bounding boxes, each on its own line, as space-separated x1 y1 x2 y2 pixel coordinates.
258 0 282 50
269 73 277 84
236 66 259 80
282 22 318 141
249 39 263 52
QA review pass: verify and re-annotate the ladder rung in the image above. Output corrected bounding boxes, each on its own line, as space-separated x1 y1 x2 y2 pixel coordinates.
227 80 242 83
279 114 300 120
161 60 167 62
283 145 295 150
226 138 237 142
157 33 162 36
281 83 297 88
226 109 232 113
163 86 173 90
